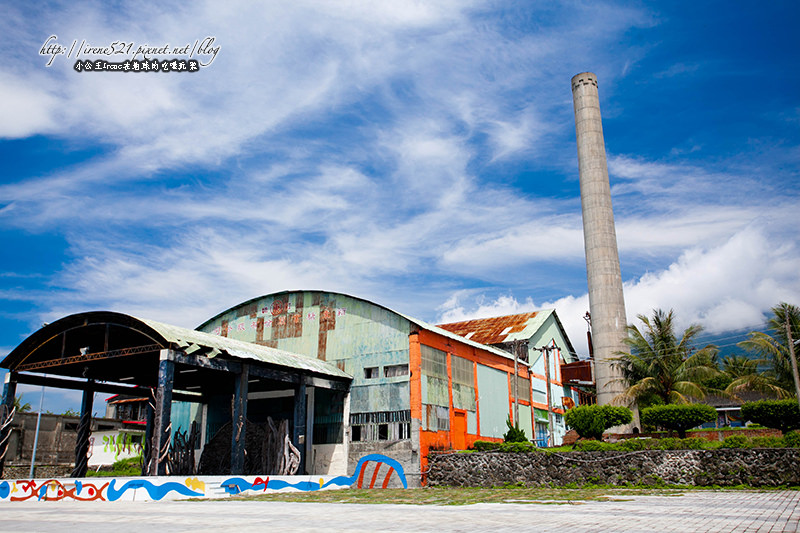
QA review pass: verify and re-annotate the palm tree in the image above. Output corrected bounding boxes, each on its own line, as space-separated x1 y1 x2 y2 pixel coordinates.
726 302 799 399
612 309 720 407
12 394 32 413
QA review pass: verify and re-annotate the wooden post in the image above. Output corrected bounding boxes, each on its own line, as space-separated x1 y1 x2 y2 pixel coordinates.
0 372 18 478
293 382 307 474
230 364 248 475
70 381 94 478
150 350 175 476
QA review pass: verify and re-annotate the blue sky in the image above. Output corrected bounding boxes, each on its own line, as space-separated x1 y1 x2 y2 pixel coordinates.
1 1 798 412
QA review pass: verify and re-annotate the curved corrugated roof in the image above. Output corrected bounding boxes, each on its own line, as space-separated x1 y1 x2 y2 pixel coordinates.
1 311 350 380
198 289 518 361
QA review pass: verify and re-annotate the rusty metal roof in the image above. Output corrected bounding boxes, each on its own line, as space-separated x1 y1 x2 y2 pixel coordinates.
437 311 547 344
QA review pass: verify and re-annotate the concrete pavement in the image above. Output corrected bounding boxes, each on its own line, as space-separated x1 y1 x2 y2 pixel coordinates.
1 490 798 532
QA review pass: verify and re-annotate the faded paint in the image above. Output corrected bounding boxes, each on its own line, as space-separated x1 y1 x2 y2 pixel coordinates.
517 404 533 439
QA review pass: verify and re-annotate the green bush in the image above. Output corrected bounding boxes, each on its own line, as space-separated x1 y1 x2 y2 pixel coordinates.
784 431 800 448
640 404 717 439
720 435 750 449
564 405 633 441
617 438 650 451
498 442 537 453
575 440 614 451
679 437 708 450
750 436 785 448
472 441 501 452
656 437 683 450
741 400 800 434
503 417 529 443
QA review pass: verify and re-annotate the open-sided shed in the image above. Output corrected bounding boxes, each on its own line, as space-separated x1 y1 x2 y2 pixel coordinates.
0 311 351 479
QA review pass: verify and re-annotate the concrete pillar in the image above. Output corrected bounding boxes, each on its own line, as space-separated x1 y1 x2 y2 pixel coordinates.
70 382 94 478
0 372 18 478
150 350 175 476
230 364 248 475
571 72 629 406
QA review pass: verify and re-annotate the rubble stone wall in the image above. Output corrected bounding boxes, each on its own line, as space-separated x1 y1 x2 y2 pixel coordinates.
428 449 800 487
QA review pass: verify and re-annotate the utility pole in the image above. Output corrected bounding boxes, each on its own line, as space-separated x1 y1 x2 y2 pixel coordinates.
532 343 557 446
785 317 800 412
509 340 528 427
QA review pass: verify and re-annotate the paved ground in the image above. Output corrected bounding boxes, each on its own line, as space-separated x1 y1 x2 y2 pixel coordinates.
1 491 798 532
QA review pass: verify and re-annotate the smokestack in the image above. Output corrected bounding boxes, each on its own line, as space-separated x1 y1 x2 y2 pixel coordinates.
571 72 628 406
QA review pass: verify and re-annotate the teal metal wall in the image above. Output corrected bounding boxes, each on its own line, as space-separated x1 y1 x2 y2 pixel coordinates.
476 364 509 438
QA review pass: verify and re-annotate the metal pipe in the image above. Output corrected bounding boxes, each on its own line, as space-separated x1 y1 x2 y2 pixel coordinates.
29 383 45 478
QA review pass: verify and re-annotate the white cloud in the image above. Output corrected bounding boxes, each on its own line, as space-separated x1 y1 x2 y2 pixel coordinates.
436 224 800 358
0 74 59 138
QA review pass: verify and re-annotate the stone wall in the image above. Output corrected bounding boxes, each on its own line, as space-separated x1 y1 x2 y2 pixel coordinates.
3 464 74 479
428 449 800 487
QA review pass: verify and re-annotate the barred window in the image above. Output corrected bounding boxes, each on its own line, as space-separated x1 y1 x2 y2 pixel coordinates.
384 364 409 377
350 410 411 442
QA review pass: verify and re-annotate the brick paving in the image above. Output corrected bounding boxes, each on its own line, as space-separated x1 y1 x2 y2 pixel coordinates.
1 491 798 532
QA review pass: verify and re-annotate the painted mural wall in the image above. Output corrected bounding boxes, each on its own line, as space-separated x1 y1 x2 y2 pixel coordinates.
88 430 144 467
0 454 407 503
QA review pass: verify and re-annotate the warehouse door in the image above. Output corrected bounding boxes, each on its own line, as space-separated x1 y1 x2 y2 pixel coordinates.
452 411 467 449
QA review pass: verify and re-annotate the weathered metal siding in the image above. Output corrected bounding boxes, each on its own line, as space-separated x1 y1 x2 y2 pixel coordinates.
475 364 509 439
199 292 412 413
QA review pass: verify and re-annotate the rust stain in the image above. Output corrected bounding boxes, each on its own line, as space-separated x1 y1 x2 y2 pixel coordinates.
220 319 229 337
437 312 539 344
256 317 264 343
271 296 303 340
317 303 336 361
237 303 257 318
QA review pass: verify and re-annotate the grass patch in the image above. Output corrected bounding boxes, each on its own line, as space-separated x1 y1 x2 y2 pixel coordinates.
232 486 695 505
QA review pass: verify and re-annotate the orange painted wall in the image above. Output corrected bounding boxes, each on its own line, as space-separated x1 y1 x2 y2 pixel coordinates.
414 329 532 478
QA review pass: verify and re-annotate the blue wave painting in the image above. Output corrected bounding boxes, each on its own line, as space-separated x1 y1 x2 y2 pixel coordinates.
106 479 204 501
221 453 407 495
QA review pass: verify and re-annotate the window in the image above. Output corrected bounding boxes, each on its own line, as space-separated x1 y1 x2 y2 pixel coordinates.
384 364 409 377
350 410 411 442
451 356 476 411
364 366 379 379
513 375 531 403
421 345 447 378
424 405 450 432
421 345 449 407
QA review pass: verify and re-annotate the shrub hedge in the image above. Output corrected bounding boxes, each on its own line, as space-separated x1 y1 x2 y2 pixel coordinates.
564 405 633 440
741 400 800 433
640 404 717 439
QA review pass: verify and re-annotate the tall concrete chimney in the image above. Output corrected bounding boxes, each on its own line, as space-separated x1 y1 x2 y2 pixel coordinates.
571 72 628 406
